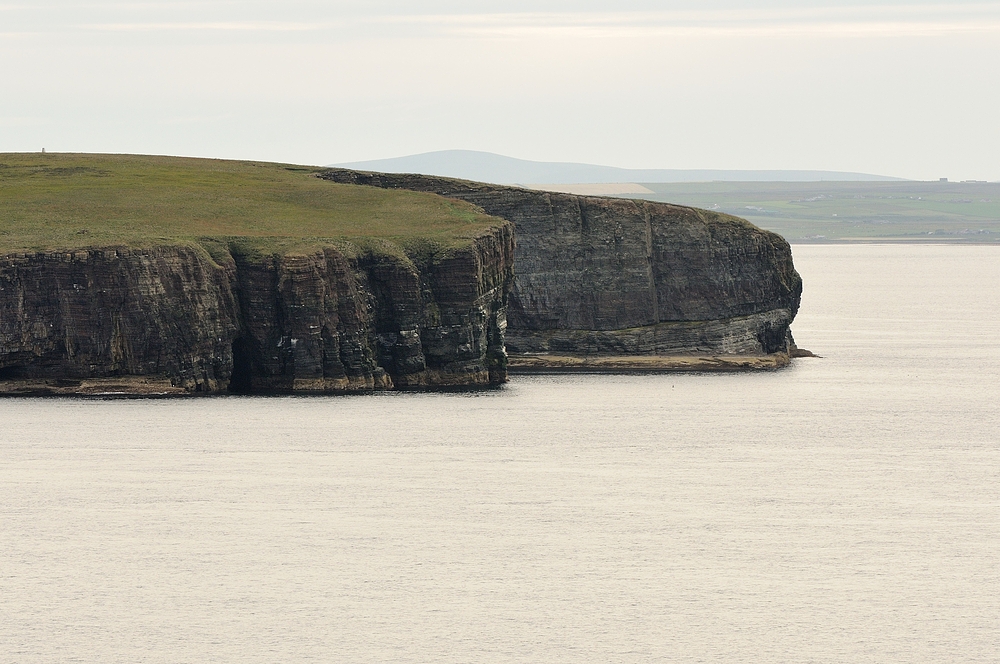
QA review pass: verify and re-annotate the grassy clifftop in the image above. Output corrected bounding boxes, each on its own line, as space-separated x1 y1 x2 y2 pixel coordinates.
0 153 503 255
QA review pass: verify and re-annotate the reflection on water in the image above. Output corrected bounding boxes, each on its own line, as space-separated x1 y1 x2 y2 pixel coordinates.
2 245 999 662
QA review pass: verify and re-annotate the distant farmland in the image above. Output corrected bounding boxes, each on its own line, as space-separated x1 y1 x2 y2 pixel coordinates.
628 181 1000 243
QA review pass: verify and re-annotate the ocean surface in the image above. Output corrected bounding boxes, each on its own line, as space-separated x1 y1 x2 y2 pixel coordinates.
2 245 999 663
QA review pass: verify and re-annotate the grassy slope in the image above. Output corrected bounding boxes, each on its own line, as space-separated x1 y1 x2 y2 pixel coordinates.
0 153 502 256
633 181 1000 243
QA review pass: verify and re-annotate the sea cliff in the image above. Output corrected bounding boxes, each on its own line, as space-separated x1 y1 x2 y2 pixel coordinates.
0 230 513 395
0 154 514 395
0 154 803 395
319 170 803 369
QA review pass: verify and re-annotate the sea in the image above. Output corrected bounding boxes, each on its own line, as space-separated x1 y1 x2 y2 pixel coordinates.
2 244 998 663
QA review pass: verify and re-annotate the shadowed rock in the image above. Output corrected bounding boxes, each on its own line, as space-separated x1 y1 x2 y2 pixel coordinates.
0 227 514 395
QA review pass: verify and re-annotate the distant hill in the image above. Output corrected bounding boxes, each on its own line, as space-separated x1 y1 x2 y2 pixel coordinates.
332 150 905 185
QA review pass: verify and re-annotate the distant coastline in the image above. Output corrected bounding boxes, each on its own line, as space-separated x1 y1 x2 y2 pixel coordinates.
332 151 996 244
628 180 1000 245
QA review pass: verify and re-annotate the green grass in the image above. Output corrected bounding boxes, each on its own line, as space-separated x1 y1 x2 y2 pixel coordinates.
631 181 1000 243
0 153 503 256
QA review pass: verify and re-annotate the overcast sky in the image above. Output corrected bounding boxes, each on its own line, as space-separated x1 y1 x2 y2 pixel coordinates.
2 1 998 179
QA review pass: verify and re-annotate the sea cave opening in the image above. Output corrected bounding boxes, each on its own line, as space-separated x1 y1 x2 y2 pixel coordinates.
229 338 255 394
0 365 28 380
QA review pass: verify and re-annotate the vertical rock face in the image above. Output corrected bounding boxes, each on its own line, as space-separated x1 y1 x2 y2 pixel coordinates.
224 227 514 392
318 170 803 357
0 225 514 394
0 247 238 391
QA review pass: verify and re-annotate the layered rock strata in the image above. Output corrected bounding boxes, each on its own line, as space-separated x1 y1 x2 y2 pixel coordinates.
319 170 802 366
0 226 514 395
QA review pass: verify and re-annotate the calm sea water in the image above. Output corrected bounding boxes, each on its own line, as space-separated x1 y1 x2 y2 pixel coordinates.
2 245 999 663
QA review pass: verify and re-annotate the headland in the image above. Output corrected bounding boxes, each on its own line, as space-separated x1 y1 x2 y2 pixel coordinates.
0 154 802 395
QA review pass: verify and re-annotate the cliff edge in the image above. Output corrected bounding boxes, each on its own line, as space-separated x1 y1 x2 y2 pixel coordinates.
319 170 803 369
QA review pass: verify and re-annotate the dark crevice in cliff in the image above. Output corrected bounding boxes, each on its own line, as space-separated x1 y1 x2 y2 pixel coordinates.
0 364 29 380
228 337 255 394
758 320 793 355
642 205 660 326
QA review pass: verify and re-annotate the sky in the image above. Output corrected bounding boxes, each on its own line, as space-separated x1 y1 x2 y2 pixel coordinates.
1 1 998 180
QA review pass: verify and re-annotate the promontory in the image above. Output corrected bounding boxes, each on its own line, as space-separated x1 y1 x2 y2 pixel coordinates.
0 154 801 395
